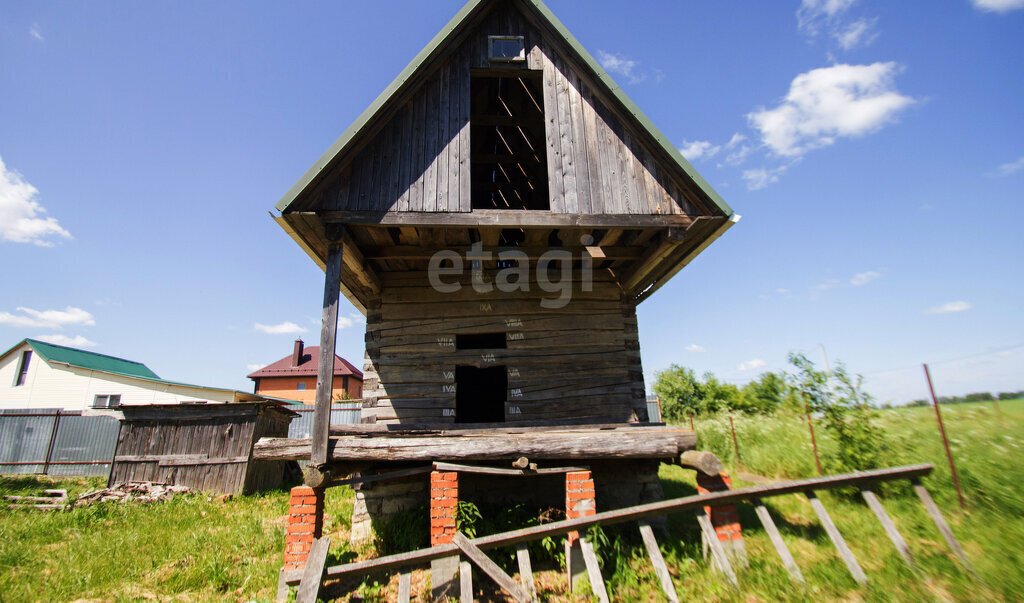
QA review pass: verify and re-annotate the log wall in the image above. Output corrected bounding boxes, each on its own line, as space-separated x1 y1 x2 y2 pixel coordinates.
360 271 648 424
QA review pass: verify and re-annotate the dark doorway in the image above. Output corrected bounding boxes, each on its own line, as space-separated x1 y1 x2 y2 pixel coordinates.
455 365 507 423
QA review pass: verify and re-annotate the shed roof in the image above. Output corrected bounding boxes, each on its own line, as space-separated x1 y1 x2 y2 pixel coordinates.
273 0 732 218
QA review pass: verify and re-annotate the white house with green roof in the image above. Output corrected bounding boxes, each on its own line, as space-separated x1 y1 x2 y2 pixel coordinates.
0 339 277 412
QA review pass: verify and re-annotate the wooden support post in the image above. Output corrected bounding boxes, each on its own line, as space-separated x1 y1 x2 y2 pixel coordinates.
453 533 530 602
309 235 345 482
696 508 739 588
515 543 537 600
638 520 678 603
859 488 915 569
460 558 473 603
806 491 867 584
753 498 804 584
295 536 331 603
579 537 610 603
910 478 974 571
398 568 411 603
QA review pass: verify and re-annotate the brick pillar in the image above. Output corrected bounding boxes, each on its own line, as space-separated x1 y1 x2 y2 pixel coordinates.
565 470 596 544
430 470 458 545
430 470 460 599
284 486 324 571
695 471 748 566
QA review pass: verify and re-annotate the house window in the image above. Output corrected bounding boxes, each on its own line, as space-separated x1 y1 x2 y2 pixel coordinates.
470 72 549 210
93 394 121 408
488 36 525 63
14 351 31 386
297 382 306 391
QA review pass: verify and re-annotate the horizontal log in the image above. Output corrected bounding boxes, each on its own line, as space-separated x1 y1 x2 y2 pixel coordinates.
253 427 694 462
312 210 695 229
679 450 724 476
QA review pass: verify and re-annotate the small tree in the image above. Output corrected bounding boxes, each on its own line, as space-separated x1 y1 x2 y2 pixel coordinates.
652 364 701 421
788 352 886 472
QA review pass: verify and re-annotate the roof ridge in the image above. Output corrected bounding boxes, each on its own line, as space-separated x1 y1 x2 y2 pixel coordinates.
25 338 151 369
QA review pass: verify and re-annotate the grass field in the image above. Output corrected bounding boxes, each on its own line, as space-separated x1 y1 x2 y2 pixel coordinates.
1 400 1021 601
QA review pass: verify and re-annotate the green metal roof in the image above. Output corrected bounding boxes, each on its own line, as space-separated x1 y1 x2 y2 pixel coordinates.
18 338 160 380
274 0 733 217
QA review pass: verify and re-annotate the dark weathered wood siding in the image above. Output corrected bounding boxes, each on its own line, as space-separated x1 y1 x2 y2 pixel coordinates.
298 1 708 217
360 271 648 424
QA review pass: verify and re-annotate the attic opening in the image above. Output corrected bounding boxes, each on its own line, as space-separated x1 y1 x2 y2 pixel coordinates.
455 365 507 423
470 71 549 210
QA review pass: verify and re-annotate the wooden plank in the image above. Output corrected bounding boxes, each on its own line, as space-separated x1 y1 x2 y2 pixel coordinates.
410 88 426 211
579 538 610 603
433 461 587 476
423 72 439 212
638 520 678 602
316 209 694 228
458 47 471 212
909 478 974 570
541 49 565 212
293 465 935 590
515 544 537 600
806 491 867 584
310 240 344 470
113 454 249 466
753 499 805 584
553 54 578 213
696 509 739 588
566 67 592 213
398 568 411 603
860 488 915 569
296 536 331 603
453 533 530 602
435 60 451 213
460 558 472 603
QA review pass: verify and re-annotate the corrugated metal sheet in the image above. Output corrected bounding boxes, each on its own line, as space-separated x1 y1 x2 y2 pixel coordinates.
647 400 662 423
0 409 118 476
287 404 362 438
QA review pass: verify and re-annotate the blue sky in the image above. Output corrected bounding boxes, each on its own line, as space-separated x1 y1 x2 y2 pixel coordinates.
1 0 1021 404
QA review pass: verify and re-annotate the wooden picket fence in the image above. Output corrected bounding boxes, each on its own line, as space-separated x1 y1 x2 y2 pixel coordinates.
278 463 972 602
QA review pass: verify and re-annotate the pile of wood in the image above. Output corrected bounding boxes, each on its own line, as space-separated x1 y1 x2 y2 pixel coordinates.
4 489 68 510
73 482 193 506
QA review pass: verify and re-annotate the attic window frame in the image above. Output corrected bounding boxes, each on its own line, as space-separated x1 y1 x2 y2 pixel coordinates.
488 35 526 63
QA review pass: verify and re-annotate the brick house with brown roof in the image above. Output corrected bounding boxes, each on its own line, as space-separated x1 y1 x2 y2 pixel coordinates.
247 339 362 404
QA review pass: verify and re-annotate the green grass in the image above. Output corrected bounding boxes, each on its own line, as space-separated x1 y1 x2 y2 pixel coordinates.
1 400 1021 601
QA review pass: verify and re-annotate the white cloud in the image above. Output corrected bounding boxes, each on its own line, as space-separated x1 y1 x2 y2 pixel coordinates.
926 301 972 314
748 63 915 157
29 24 44 42
834 18 879 50
337 316 355 329
850 271 880 285
596 50 646 84
679 140 721 161
971 0 1024 12
991 155 1024 176
246 363 266 372
742 165 790 190
254 321 308 335
798 0 857 33
0 306 95 329
34 334 96 348
0 156 71 246
349 312 366 324
685 344 706 353
813 278 843 291
737 358 767 371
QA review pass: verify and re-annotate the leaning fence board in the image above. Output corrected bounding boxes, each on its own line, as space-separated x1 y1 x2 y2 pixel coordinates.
860 488 915 569
696 509 739 588
638 520 679 602
910 478 974 571
460 558 472 603
296 536 331 603
516 543 537 600
453 533 530 602
299 464 935 590
753 498 804 584
398 568 411 603
806 491 867 585
579 538 610 603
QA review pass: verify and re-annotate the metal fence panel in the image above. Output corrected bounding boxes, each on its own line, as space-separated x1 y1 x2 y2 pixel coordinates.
0 410 56 474
48 413 120 476
647 400 662 423
287 404 362 439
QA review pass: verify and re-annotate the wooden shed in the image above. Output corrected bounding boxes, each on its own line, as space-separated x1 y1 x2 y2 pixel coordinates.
109 402 297 495
256 0 739 592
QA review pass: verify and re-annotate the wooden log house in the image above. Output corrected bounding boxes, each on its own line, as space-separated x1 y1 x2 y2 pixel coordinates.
258 0 740 592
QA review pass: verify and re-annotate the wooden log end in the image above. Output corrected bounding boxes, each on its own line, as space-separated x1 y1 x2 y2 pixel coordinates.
512 456 530 469
680 450 724 476
303 465 333 490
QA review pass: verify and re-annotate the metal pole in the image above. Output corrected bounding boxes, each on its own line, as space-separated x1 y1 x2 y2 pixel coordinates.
728 414 741 463
923 364 966 509
41 410 61 476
